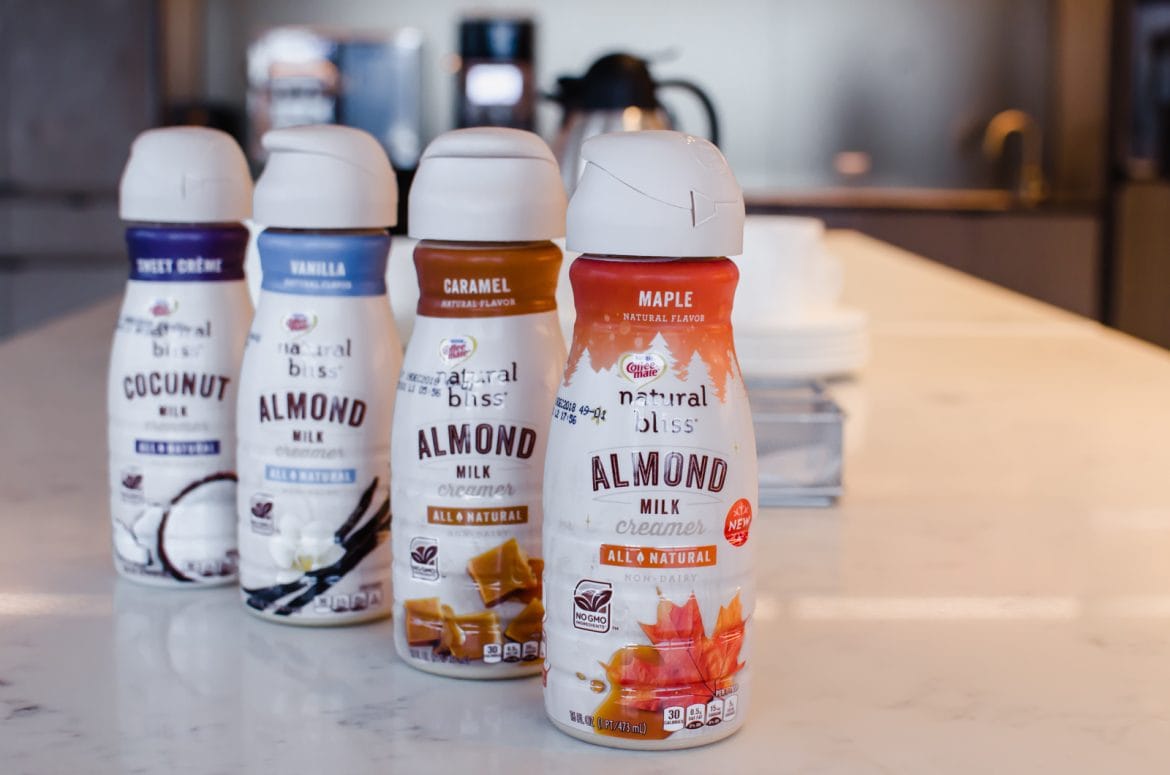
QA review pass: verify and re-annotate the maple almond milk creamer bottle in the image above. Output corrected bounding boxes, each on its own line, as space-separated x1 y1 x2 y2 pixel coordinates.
109 128 253 586
392 128 567 676
236 126 402 625
543 131 755 749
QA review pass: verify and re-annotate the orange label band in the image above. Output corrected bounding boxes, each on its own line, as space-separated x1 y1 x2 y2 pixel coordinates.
564 256 741 401
599 544 717 568
427 505 529 526
414 241 562 318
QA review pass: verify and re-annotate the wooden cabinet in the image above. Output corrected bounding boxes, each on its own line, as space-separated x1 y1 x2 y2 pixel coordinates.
1111 183 1170 349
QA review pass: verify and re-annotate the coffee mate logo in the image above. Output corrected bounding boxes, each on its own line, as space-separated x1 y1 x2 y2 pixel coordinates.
619 351 667 388
148 297 178 317
439 335 476 367
282 312 317 336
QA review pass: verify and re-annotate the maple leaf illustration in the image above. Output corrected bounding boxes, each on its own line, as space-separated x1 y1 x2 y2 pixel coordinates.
593 590 746 739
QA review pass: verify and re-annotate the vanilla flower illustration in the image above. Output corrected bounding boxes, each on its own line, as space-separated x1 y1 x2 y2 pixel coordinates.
269 511 344 583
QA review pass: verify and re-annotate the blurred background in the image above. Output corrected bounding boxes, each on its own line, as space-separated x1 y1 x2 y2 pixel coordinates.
2 0 1164 347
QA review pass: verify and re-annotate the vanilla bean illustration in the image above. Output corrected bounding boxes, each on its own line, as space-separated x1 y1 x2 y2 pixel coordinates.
334 476 379 542
336 497 391 555
242 478 391 614
157 471 238 582
243 577 308 610
272 498 391 616
243 500 390 611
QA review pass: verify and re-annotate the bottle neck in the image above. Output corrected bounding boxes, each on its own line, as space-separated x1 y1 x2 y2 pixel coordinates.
263 227 389 237
413 239 561 318
569 253 738 329
124 223 248 283
564 255 743 400
258 228 390 298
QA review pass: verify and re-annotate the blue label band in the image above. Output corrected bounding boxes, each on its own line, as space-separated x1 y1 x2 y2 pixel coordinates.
259 231 390 298
264 465 358 484
126 225 248 282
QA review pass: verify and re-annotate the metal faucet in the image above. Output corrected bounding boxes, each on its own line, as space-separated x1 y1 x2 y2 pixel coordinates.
983 109 1047 206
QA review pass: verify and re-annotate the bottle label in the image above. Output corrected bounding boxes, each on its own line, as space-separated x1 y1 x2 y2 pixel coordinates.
236 232 400 623
391 311 565 671
258 231 389 297
543 257 756 746
107 226 251 585
126 226 248 282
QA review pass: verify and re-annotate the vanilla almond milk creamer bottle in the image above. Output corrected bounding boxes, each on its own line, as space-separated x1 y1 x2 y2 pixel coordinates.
543 131 756 749
391 128 567 677
109 128 253 587
237 126 402 625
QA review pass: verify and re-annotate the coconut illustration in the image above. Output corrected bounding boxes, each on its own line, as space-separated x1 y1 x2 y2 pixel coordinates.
156 473 238 582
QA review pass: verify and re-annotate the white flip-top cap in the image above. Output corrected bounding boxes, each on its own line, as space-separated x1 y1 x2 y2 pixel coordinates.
409 128 566 241
119 127 252 223
567 130 745 257
254 125 397 229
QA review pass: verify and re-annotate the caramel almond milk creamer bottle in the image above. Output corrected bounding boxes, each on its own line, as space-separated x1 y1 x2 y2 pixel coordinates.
109 128 253 586
392 128 567 676
543 131 756 749
236 126 402 625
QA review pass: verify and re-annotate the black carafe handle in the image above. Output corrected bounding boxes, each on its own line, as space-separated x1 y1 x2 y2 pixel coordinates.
655 78 721 148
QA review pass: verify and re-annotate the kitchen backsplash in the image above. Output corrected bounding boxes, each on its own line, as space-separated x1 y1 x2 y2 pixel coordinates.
205 0 1049 190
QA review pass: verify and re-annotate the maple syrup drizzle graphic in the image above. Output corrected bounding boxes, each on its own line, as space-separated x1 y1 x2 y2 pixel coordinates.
563 257 742 401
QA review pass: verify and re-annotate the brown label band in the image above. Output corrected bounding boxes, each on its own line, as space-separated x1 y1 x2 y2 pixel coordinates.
599 544 717 568
427 505 529 526
414 242 562 319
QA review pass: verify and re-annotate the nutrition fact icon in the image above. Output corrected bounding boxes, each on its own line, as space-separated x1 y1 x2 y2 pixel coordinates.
663 692 738 732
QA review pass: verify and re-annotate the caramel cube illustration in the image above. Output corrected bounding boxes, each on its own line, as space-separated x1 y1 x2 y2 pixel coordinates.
466 538 537 607
404 597 444 646
437 607 502 661
514 557 544 604
436 604 460 654
504 597 544 644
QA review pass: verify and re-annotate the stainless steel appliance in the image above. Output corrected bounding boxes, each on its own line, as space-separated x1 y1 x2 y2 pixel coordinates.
455 16 536 131
548 53 720 193
246 26 423 172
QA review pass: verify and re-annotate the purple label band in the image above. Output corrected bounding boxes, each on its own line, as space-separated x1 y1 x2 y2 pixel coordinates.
134 439 221 456
126 225 249 282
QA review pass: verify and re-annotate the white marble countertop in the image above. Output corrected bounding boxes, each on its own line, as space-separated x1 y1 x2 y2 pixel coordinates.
3 232 1169 773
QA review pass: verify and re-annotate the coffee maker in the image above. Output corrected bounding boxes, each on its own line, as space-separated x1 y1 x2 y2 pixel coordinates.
548 52 720 193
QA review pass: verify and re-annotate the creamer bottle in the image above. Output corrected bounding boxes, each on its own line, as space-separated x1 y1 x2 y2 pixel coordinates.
109 127 253 587
392 128 567 677
543 131 755 749
236 126 402 625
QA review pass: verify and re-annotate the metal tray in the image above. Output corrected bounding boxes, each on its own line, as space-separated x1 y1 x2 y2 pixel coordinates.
747 379 844 507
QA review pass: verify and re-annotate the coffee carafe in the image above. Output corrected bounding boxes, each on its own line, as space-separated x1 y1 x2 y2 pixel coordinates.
549 53 720 193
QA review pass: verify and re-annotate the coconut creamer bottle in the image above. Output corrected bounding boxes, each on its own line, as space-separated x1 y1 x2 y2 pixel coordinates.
392 128 567 677
109 127 253 586
543 131 755 749
237 126 402 625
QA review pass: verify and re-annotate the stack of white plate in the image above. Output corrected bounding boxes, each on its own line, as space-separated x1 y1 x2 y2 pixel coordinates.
735 307 868 380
